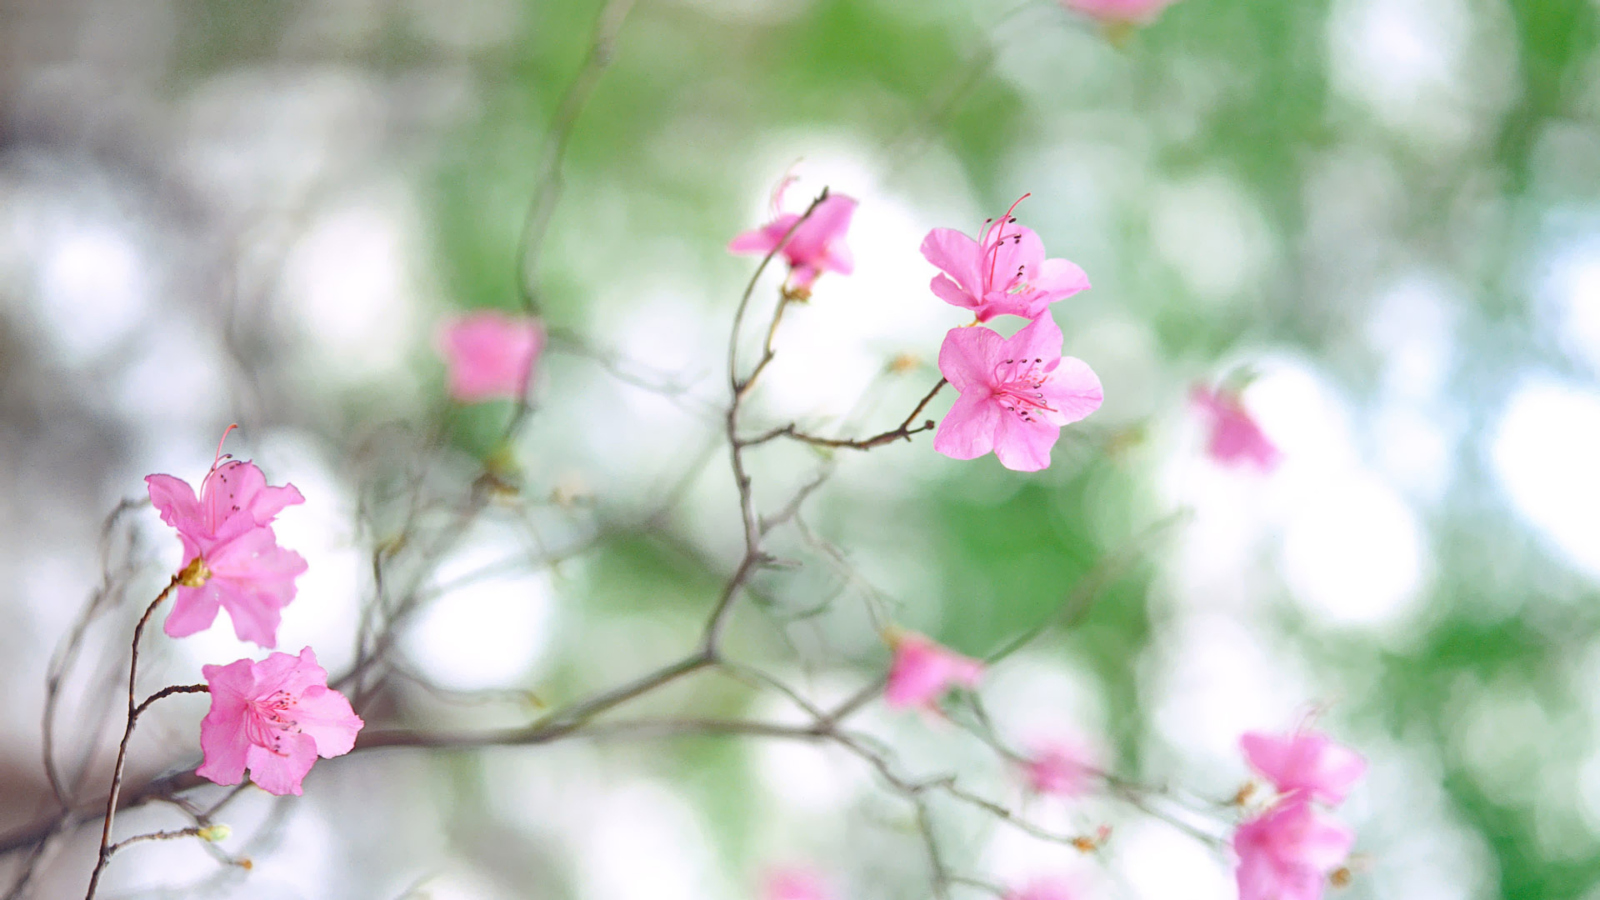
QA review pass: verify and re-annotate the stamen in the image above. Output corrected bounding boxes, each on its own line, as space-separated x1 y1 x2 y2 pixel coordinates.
984 193 1033 288
211 424 239 473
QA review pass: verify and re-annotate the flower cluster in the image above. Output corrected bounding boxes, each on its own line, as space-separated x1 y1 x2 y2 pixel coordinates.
924 197 1104 472
1234 727 1366 900
730 189 1103 472
147 432 363 796
146 433 307 648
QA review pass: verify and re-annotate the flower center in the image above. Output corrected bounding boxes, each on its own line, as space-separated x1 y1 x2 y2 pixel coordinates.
993 357 1057 424
245 690 302 757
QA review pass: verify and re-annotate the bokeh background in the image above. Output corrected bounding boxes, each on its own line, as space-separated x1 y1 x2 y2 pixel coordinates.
3 0 1600 897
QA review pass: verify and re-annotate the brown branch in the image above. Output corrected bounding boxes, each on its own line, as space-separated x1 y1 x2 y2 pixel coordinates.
84 574 182 899
105 827 204 858
740 378 947 451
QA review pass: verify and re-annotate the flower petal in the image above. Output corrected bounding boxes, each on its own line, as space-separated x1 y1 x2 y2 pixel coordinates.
986 224 1047 287
146 474 201 533
1034 257 1091 300
294 684 365 758
937 324 1003 394
164 583 223 638
727 219 788 255
1003 311 1065 364
929 274 977 312
1040 356 1103 425
935 394 1000 461
992 413 1060 472
920 228 983 300
245 732 319 796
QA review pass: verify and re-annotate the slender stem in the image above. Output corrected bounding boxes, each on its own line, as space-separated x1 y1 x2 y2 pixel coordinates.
516 0 637 313
740 378 947 450
84 575 181 900
106 827 204 858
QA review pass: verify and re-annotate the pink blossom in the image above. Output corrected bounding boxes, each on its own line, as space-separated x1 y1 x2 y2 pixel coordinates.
728 193 857 293
885 632 984 710
1191 384 1281 471
437 311 546 403
1004 876 1080 900
935 312 1103 472
1024 736 1097 798
1241 729 1366 807
920 197 1090 323
762 866 834 900
1234 801 1355 900
1060 0 1180 25
146 445 307 648
197 647 364 796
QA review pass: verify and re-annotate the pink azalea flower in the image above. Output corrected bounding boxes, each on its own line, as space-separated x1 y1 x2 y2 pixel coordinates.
197 647 364 796
1191 384 1281 471
762 866 834 900
934 312 1103 472
920 196 1090 323
1024 736 1097 798
884 632 984 710
1241 729 1366 807
437 311 546 403
146 445 307 648
1060 0 1180 25
1004 876 1080 900
1234 801 1355 900
728 192 857 293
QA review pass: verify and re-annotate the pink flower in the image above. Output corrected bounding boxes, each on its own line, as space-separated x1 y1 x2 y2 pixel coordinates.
438 311 546 403
1004 876 1080 900
1060 0 1180 25
885 632 984 710
1024 736 1097 798
762 866 834 900
920 196 1090 323
1241 729 1366 807
935 312 1103 472
728 192 857 293
197 647 364 796
1234 801 1355 900
1191 384 1281 471
146 445 307 648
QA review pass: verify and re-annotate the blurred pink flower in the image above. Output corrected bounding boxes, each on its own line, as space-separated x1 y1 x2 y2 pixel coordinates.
1191 384 1281 471
1234 801 1354 900
438 311 546 403
1004 876 1080 900
146 442 307 647
1060 0 1180 25
728 192 857 293
762 866 834 900
1024 736 1097 797
885 632 984 710
921 196 1090 323
1241 729 1366 807
197 647 364 796
935 312 1103 472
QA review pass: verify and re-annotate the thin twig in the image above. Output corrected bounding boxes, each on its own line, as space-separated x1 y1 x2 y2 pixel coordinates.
105 827 204 857
516 0 638 313
739 378 946 450
84 574 182 899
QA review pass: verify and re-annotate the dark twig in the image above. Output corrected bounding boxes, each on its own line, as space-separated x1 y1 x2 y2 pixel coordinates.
739 378 946 450
84 574 183 899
